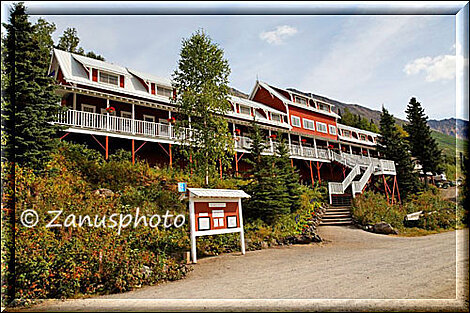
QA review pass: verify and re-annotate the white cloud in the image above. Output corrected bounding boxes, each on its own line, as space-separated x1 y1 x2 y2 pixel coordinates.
259 25 297 45
404 54 456 82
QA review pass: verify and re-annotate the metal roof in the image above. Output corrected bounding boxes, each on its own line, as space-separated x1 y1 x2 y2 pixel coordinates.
188 188 251 199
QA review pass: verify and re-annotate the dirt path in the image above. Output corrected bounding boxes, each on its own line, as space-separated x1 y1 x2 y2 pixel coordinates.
17 226 469 311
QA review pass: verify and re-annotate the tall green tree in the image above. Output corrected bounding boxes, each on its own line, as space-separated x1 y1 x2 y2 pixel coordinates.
172 30 233 185
56 27 105 61
405 97 442 187
275 135 302 213
32 18 56 66
378 107 419 199
3 2 63 169
243 122 290 223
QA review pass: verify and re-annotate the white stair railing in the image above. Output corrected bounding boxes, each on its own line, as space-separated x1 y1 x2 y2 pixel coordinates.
352 163 373 197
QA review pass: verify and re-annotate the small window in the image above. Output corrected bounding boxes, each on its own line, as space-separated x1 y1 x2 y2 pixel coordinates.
329 125 337 135
303 118 315 130
99 71 119 86
82 104 96 113
342 130 351 137
360 134 366 141
318 103 329 111
316 122 327 133
291 116 301 127
239 105 251 115
157 86 173 98
271 113 282 122
294 96 307 105
121 111 132 119
143 115 155 123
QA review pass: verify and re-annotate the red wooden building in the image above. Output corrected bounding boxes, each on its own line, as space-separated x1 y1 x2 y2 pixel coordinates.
49 49 398 206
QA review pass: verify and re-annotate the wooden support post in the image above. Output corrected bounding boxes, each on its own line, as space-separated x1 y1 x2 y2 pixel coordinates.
169 143 172 168
309 160 314 188
219 159 223 179
190 153 193 176
316 161 321 185
291 159 293 168
391 176 396 205
59 132 70 140
383 175 390 204
235 152 239 176
395 177 401 204
105 136 109 160
132 139 135 165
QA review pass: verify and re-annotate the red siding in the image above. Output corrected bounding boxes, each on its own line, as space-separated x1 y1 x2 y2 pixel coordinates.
120 75 125 88
288 105 337 140
151 83 156 95
57 69 66 84
252 85 286 113
92 69 98 82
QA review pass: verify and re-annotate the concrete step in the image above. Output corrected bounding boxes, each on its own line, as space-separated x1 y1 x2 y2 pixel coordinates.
320 219 353 225
323 214 352 219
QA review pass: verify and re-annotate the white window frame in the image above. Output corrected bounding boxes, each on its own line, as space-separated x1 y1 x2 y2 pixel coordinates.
239 105 251 116
143 114 155 123
156 85 173 98
294 96 307 105
271 113 282 122
291 115 301 127
302 118 315 130
329 125 337 135
98 71 119 86
81 104 96 113
316 122 328 133
121 111 132 119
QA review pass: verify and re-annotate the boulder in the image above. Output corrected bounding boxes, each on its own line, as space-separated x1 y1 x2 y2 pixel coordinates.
373 222 398 235
93 188 114 198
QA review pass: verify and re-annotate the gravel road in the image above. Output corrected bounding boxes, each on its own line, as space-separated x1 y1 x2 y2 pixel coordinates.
18 226 469 311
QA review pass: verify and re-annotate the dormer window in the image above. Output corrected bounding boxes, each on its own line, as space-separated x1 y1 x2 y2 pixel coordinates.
239 105 251 115
99 71 119 86
318 102 329 111
271 113 282 122
294 96 307 105
157 86 173 98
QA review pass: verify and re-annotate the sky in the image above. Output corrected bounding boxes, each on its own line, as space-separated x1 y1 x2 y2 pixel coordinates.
2 2 468 121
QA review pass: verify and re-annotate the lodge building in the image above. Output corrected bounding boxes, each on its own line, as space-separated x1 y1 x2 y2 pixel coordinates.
49 49 398 204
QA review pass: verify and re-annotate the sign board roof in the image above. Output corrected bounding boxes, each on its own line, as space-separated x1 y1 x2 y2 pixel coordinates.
188 188 251 199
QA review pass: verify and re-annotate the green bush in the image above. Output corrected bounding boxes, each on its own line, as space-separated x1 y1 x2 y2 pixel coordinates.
352 191 407 229
352 190 457 231
14 145 192 300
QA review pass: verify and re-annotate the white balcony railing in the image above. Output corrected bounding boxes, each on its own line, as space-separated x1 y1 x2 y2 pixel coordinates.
56 109 189 140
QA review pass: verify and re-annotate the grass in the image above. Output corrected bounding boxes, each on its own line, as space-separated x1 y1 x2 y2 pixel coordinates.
395 227 455 237
431 130 468 159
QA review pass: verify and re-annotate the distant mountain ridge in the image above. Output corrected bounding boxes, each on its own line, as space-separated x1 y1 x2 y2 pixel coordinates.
229 86 468 139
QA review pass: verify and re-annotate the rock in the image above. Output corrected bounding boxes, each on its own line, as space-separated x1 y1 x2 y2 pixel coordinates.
260 241 269 249
373 222 398 235
141 265 153 278
93 188 114 198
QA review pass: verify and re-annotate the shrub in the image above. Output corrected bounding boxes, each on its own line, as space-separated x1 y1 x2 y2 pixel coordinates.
405 191 456 230
352 191 407 229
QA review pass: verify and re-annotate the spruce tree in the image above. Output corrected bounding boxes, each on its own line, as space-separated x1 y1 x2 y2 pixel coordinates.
378 107 419 199
275 135 302 213
405 97 442 187
3 3 63 169
243 122 290 224
56 27 105 61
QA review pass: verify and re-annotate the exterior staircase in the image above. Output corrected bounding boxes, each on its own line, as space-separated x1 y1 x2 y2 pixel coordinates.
327 151 396 204
320 205 353 225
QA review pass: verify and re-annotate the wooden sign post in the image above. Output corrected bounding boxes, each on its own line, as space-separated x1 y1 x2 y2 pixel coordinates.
187 188 250 263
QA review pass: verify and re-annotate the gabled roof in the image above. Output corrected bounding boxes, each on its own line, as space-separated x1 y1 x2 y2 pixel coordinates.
52 49 173 103
230 95 287 116
337 123 380 137
188 188 251 199
250 80 341 119
127 68 172 87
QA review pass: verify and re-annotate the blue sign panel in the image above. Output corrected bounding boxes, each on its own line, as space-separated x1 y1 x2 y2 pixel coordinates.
178 182 187 193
